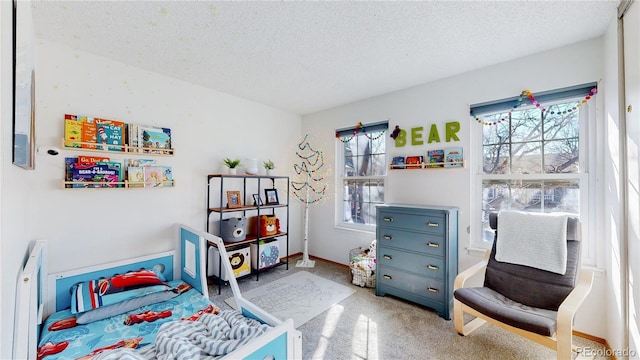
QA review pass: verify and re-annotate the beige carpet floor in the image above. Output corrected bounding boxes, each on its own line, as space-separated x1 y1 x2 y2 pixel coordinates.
208 254 610 360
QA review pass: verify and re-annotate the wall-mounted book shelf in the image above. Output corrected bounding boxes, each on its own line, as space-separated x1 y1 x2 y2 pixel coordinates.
61 139 175 157
388 160 465 170
390 148 464 170
62 180 175 189
62 114 176 189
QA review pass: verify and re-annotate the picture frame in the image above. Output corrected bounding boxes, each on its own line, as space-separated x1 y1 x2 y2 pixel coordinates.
252 194 263 206
226 191 242 209
264 189 279 205
12 0 36 170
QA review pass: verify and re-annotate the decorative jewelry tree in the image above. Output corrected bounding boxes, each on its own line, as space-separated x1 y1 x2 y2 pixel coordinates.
292 134 330 268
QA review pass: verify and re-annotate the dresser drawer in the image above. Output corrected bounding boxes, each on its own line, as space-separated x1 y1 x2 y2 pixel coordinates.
378 211 445 235
377 228 445 257
377 248 445 280
377 265 445 302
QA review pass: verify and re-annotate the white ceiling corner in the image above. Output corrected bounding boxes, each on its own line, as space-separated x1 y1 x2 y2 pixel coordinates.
30 0 619 115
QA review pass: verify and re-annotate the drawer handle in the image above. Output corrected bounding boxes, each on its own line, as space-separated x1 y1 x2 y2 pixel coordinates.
427 287 440 293
427 222 439 227
383 255 392 260
383 275 393 280
427 264 439 271
383 217 394 222
383 235 393 240
426 242 439 248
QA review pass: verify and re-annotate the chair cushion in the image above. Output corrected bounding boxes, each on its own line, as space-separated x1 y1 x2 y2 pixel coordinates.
454 287 557 336
485 213 581 311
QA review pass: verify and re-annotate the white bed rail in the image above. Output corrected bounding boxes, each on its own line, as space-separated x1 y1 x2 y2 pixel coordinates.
180 225 302 359
13 240 47 360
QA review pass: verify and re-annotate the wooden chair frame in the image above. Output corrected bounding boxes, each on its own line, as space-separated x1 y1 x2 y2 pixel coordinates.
453 250 594 360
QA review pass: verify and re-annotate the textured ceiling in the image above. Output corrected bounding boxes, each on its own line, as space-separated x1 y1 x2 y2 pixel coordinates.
30 1 619 115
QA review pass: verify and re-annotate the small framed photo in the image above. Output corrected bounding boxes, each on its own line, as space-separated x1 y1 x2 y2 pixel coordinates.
252 194 263 206
264 189 279 205
226 191 242 208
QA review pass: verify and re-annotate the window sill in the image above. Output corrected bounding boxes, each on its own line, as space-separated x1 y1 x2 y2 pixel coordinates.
466 246 489 257
334 224 376 235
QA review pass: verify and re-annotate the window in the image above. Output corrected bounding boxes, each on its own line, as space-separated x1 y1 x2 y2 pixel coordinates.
471 84 596 258
336 121 387 229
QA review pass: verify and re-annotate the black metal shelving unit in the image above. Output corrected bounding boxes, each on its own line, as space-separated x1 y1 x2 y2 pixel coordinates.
206 174 290 294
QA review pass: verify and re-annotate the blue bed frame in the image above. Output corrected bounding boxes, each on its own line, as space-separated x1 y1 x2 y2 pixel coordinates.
13 224 301 359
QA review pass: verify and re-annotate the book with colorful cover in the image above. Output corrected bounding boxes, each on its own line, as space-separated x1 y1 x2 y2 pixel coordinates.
65 157 78 187
72 161 123 188
405 156 423 169
79 116 97 149
78 155 110 164
427 149 445 168
390 156 405 169
139 125 172 154
144 166 165 187
444 147 463 168
127 166 145 188
125 158 156 168
96 118 125 152
64 115 82 148
161 166 173 187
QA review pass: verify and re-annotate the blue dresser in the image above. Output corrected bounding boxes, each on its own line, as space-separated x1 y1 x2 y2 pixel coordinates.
375 204 458 320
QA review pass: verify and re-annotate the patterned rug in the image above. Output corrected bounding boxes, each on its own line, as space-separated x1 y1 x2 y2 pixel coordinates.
225 271 356 328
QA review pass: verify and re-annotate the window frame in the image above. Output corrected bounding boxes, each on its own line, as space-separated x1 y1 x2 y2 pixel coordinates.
335 121 388 232
470 89 597 266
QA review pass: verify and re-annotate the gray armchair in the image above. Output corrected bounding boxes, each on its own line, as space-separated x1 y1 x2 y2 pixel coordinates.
453 213 593 360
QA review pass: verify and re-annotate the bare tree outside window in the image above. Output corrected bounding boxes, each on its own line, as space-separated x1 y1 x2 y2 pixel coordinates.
340 128 386 227
480 100 583 242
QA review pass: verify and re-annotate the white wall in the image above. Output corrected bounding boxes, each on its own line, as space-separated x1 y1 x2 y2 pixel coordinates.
0 36 303 358
302 38 608 337
602 8 626 355
622 1 640 357
1 2 36 357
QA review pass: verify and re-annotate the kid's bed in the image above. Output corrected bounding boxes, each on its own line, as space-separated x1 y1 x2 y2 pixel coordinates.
13 224 302 359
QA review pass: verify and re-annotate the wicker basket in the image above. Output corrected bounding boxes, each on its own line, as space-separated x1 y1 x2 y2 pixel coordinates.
349 247 376 288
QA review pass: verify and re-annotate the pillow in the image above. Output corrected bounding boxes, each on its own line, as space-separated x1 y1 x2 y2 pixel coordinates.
76 290 178 324
98 269 167 296
71 284 170 314
70 269 168 314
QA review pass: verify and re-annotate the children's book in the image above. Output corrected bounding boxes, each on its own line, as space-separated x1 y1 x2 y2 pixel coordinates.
79 116 97 149
161 166 173 187
125 158 156 168
126 123 141 153
64 157 78 187
405 156 423 169
427 149 445 168
390 156 406 169
72 161 123 188
444 147 464 168
144 166 165 187
127 166 145 188
78 155 110 164
139 126 172 154
96 118 125 152
64 115 82 148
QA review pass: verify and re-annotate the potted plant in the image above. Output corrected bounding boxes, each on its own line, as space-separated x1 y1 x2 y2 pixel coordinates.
223 158 241 175
263 160 275 176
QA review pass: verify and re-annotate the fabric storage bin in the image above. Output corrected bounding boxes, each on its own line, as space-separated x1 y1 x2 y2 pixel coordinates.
220 217 247 243
250 241 280 270
208 245 251 281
